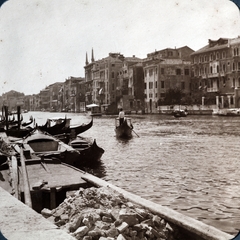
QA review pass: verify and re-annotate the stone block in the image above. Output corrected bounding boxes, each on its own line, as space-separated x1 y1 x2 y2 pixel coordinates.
117 234 127 240
119 212 139 226
102 216 113 223
74 226 89 237
41 208 52 217
106 227 119 238
116 222 129 233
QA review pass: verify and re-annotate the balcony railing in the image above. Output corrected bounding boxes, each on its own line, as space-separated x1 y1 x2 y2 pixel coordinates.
207 87 219 92
208 73 219 78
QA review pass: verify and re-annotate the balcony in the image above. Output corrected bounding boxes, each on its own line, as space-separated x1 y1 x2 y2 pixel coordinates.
208 73 219 78
207 87 219 92
220 72 226 77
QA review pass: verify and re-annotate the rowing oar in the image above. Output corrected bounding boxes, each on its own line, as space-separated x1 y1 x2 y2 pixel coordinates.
132 129 140 137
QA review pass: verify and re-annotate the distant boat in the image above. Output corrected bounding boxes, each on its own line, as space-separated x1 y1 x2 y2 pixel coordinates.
213 108 240 116
86 104 102 116
172 109 188 118
115 118 133 139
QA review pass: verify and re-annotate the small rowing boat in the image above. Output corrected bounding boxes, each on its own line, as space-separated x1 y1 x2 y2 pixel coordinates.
115 117 133 139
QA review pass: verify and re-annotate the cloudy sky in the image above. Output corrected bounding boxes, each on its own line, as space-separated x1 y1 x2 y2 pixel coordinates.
0 0 239 95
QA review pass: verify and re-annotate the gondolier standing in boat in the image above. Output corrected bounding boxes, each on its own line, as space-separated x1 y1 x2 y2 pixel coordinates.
119 108 125 125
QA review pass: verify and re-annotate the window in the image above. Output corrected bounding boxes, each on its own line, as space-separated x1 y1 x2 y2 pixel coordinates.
144 83 146 89
155 68 157 74
222 51 226 58
184 69 189 75
149 69 153 76
112 72 114 78
176 69 181 75
233 63 236 71
155 82 157 88
238 62 240 71
161 68 164 74
216 52 219 59
112 83 114 90
204 55 207 62
238 78 240 87
161 81 165 88
112 64 115 67
181 82 185 90
223 64 226 72
149 93 153 98
149 82 153 89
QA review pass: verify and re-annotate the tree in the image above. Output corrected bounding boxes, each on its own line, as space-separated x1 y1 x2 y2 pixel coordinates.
161 88 184 105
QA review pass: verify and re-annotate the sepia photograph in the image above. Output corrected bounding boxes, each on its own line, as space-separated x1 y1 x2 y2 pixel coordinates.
0 0 240 239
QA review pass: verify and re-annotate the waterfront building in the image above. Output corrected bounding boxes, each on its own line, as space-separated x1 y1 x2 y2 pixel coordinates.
143 46 194 113
29 95 38 111
84 50 126 113
57 77 84 112
48 82 63 112
1 90 25 113
191 36 240 108
116 56 144 112
39 88 50 111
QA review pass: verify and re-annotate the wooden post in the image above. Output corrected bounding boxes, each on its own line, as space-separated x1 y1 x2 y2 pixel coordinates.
4 106 8 130
20 147 32 208
17 106 21 130
50 187 56 209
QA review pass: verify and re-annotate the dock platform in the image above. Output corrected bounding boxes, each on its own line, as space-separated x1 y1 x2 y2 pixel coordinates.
0 187 75 240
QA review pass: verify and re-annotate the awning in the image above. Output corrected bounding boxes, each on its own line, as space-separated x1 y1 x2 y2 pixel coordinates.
86 103 99 108
99 88 104 94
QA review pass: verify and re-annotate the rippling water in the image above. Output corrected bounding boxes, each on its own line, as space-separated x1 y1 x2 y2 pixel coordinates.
26 111 240 235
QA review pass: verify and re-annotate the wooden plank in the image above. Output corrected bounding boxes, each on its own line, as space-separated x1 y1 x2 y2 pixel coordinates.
19 147 32 208
11 156 20 200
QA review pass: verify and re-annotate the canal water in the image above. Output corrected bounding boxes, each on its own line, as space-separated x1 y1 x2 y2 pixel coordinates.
24 111 240 235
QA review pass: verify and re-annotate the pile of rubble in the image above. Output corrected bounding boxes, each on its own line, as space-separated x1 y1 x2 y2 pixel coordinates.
41 187 184 240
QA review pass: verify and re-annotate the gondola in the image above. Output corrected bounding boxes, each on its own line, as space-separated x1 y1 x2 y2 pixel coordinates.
69 136 104 167
38 117 68 135
21 116 34 127
115 117 133 139
39 117 93 143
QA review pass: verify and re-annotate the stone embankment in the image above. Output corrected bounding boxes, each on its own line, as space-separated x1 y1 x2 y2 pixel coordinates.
41 186 184 240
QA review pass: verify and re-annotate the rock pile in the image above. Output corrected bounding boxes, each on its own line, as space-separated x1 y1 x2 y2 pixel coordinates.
41 187 184 240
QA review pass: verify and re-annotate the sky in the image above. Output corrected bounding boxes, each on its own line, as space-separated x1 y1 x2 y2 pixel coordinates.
0 0 239 96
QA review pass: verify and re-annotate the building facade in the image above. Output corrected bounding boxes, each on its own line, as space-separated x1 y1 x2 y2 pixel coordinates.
143 46 194 113
191 37 240 108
